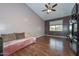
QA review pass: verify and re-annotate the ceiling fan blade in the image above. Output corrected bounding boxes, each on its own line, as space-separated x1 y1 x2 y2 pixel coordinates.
51 9 56 11
52 4 57 8
45 4 48 8
42 9 47 11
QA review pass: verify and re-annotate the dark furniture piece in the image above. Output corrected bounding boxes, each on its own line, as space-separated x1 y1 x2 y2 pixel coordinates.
0 37 3 56
67 3 79 56
71 3 79 56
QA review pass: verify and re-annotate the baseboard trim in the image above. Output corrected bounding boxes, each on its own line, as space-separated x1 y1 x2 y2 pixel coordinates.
35 35 67 39
36 35 45 39
45 35 67 38
35 35 45 39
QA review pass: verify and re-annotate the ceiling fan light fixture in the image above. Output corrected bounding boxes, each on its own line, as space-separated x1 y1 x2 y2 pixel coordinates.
47 9 52 13
42 3 57 14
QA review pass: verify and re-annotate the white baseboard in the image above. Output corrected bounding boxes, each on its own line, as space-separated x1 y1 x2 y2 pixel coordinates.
34 34 67 39
35 35 45 39
45 35 67 38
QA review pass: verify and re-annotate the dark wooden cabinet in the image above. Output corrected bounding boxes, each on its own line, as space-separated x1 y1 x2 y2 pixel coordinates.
0 37 3 56
71 3 79 56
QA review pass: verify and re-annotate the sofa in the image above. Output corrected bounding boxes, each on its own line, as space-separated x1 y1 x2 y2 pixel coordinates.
1 32 36 56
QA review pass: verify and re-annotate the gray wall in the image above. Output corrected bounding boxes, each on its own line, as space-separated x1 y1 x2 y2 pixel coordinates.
0 3 45 38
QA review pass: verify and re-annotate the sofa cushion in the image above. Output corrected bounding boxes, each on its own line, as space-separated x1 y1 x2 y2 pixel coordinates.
3 37 36 56
1 33 16 42
14 32 25 39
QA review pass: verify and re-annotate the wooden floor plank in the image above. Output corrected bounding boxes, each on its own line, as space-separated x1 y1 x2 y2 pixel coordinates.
11 36 74 56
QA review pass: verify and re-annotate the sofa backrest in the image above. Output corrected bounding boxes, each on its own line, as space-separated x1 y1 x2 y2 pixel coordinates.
14 32 25 39
1 33 16 42
1 32 25 42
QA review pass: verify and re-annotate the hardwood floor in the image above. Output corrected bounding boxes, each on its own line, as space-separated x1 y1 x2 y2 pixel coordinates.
11 36 75 56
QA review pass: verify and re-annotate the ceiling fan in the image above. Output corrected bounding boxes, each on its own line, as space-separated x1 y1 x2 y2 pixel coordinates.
42 3 57 14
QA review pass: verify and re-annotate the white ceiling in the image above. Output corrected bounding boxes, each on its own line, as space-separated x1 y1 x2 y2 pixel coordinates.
26 3 75 20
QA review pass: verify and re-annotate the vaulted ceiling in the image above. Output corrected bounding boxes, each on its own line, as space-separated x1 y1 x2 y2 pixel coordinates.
26 3 75 20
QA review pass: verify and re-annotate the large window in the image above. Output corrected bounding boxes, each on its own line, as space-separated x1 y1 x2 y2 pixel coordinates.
50 25 63 31
49 20 63 31
50 25 55 31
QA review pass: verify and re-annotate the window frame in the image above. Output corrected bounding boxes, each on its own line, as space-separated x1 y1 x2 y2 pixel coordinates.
49 24 63 32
